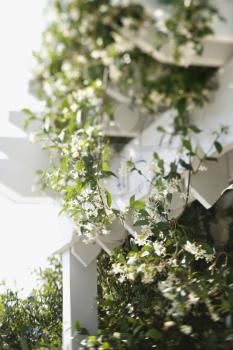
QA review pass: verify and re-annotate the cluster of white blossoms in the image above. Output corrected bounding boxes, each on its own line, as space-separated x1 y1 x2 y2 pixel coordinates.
154 8 169 34
148 160 162 175
148 91 164 106
70 133 86 158
198 164 208 172
158 267 222 321
72 86 98 102
180 324 192 335
138 263 157 284
110 0 131 6
158 275 179 301
184 241 214 262
153 241 166 257
134 230 153 247
111 233 169 284
112 33 135 54
112 257 157 284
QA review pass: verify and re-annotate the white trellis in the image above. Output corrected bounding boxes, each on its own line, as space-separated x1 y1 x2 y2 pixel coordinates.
58 54 233 350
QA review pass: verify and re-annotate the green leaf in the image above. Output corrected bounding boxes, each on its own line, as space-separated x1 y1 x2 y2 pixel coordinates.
130 195 145 210
102 162 110 171
133 219 149 226
22 108 34 116
74 321 81 330
166 192 173 203
22 108 35 129
77 159 84 172
61 157 68 173
105 190 112 207
179 159 193 171
157 126 165 133
189 125 202 133
205 156 218 162
130 239 138 252
182 139 192 152
214 140 223 154
146 329 161 340
102 145 111 162
157 221 171 230
102 170 118 178
130 195 136 207
102 342 110 349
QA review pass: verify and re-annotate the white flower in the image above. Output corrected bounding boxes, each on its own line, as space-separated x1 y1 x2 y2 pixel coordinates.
180 325 192 335
62 62 72 73
110 0 131 6
163 321 175 329
141 269 155 284
211 313 220 322
70 103 78 112
184 241 214 262
127 256 137 266
43 82 53 97
76 110 82 124
149 91 163 104
109 64 121 82
70 8 79 20
123 53 131 64
135 233 148 246
142 274 154 284
58 129 65 141
101 228 111 235
148 161 160 174
188 292 199 305
113 332 121 339
180 192 187 200
127 271 136 281
153 241 166 256
199 165 208 172
184 0 192 7
118 275 126 283
112 263 123 274
137 263 155 284
122 17 134 28
91 50 102 59
154 9 169 33
168 178 181 193
44 118 51 132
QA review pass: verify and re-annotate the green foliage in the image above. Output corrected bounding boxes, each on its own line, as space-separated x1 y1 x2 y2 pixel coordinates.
80 208 233 349
25 0 221 240
0 258 62 349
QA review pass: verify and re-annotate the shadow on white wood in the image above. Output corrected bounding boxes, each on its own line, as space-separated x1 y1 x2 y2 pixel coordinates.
191 150 233 209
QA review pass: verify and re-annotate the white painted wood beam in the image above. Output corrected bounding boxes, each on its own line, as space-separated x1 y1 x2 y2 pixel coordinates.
62 249 98 350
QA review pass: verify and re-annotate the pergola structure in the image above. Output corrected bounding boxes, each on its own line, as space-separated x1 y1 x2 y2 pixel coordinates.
56 1 233 348
57 58 233 349
1 1 233 349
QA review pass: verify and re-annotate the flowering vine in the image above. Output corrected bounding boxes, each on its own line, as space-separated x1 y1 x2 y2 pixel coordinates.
25 0 233 349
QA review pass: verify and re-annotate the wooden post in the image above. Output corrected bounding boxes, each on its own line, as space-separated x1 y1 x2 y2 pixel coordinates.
62 247 98 350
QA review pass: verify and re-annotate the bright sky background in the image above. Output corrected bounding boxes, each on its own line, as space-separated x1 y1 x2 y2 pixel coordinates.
0 0 71 296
